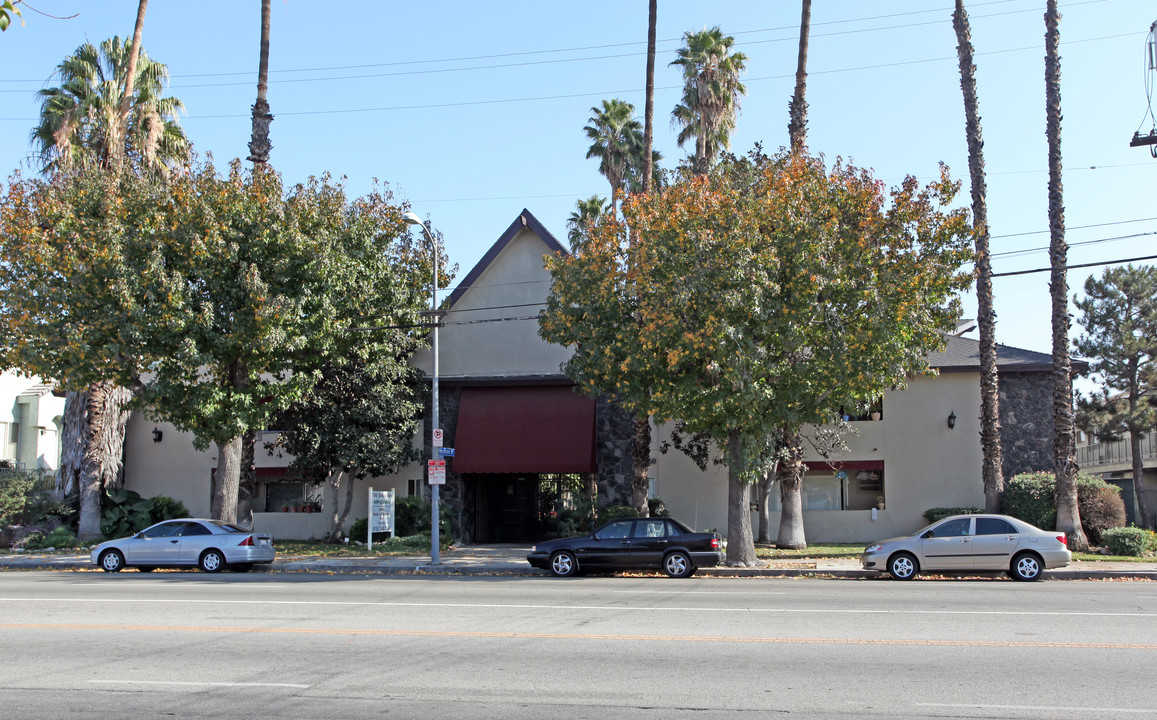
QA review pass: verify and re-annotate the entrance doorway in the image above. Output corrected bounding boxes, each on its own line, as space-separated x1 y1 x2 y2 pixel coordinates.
469 473 594 543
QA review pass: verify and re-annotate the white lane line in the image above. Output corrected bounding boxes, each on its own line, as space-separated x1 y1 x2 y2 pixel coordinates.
90 680 310 689
2 597 1156 617
612 590 788 595
918 703 1151 714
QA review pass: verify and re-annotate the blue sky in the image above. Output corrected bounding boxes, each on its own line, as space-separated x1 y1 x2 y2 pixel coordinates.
1 0 1154 389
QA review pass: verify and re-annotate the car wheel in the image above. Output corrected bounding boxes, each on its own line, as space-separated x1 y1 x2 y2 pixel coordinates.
137 566 156 573
199 549 226 573
549 551 577 577
230 563 253 573
99 549 125 573
663 551 693 578
1010 552 1043 582
887 552 919 580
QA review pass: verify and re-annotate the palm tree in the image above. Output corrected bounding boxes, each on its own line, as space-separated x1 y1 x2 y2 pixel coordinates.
566 195 609 248
247 0 273 165
31 36 188 175
1044 0 1087 550
787 0 811 153
954 0 1004 513
670 27 747 173
642 0 657 194
584 99 644 214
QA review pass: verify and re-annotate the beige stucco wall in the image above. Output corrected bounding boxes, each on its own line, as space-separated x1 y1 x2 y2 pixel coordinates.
412 226 570 381
0 372 65 472
651 372 986 544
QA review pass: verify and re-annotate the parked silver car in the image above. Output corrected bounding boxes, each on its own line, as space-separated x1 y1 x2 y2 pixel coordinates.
90 518 275 573
861 514 1071 581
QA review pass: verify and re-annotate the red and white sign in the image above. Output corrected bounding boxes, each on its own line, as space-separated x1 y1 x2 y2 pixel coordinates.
432 428 444 447
427 459 446 485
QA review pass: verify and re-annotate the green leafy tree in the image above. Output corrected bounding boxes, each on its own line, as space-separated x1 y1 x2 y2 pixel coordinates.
0 158 433 525
31 36 188 176
541 149 973 563
272 352 424 543
670 27 747 173
1074 265 1157 530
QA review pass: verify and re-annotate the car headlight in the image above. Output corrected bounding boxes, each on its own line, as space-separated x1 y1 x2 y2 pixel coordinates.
864 544 884 554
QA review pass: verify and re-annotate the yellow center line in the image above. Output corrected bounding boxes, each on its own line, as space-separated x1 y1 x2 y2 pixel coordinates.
1 623 1153 649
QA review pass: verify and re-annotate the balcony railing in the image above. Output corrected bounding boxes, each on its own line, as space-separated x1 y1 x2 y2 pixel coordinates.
1077 430 1157 469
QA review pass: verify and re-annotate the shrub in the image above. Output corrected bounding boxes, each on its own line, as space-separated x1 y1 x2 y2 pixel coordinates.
1101 527 1157 557
1002 472 1057 529
100 489 153 539
22 526 81 550
924 507 983 524
1075 477 1126 546
0 471 35 526
598 505 638 524
148 495 189 524
648 497 670 518
393 496 451 538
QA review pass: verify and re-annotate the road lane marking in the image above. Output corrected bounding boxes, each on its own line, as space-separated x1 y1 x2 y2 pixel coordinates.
612 590 788 595
90 680 310 689
918 703 1151 713
4 623 1157 649
0 597 1154 617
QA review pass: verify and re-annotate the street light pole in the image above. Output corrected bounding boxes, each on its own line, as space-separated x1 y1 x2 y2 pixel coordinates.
403 211 441 564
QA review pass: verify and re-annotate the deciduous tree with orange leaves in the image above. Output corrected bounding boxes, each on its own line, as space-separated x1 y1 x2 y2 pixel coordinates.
541 149 973 564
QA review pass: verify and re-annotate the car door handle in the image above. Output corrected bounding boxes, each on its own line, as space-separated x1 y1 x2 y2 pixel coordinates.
170 540 179 544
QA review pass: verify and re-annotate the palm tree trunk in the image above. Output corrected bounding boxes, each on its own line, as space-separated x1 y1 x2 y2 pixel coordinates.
641 0 656 194
954 0 1004 513
775 429 807 550
75 381 134 540
113 0 149 170
247 0 273 165
725 430 756 566
787 0 811 154
1044 0 1087 550
1131 429 1153 529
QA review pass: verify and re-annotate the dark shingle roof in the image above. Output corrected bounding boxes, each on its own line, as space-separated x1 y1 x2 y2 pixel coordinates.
929 334 1088 373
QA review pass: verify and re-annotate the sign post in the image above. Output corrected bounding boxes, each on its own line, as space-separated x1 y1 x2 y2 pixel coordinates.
368 488 395 550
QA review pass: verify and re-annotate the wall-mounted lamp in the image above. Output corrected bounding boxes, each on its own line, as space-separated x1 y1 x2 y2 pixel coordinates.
152 427 163 444
947 411 957 430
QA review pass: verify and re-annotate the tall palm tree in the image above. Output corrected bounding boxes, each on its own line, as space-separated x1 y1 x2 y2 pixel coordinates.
566 195 608 248
584 98 644 214
642 0 657 194
31 36 188 175
787 0 811 154
670 27 747 173
247 0 273 165
1044 0 1087 550
954 0 1004 513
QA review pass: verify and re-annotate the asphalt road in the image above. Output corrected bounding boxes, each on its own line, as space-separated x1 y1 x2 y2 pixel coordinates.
1 571 1155 719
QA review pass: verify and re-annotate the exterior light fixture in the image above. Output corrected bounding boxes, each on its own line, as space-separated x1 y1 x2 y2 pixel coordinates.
152 427 163 443
947 411 957 430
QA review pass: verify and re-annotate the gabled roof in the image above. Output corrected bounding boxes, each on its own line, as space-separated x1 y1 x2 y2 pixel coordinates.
930 334 1088 374
447 209 567 307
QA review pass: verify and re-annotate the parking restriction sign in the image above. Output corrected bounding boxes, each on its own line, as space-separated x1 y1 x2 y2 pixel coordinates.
427 459 446 485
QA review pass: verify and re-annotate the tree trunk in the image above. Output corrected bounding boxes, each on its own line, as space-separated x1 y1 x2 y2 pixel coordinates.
787 0 811 154
236 429 256 530
631 414 651 517
642 0 656 194
58 391 86 497
756 471 774 544
75 381 133 540
1044 0 1087 551
1131 430 1153 529
954 0 1004 512
113 0 149 170
247 0 273 165
776 432 807 550
211 436 242 524
725 430 756 566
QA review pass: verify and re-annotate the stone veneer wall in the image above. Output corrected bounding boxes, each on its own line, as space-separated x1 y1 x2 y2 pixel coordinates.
998 371 1055 480
596 396 636 508
429 386 467 542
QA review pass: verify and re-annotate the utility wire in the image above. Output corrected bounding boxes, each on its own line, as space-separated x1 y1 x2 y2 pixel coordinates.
989 254 1157 278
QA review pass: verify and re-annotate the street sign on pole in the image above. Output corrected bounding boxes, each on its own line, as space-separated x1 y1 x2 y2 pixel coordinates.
427 459 446 485
437 447 455 458
432 428 443 447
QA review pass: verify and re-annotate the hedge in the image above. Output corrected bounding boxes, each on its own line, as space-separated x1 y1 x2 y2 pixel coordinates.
1001 471 1126 544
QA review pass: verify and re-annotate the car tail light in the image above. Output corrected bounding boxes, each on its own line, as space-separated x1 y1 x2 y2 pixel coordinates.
1056 534 1068 547
711 538 720 550
238 535 255 547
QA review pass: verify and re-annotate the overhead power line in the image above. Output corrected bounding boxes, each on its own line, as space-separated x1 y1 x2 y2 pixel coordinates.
989 254 1157 278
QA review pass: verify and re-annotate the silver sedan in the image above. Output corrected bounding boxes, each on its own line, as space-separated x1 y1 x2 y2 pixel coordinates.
862 513 1071 581
90 518 275 573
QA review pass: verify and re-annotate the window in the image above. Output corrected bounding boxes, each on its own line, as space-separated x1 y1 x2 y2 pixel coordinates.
975 517 1016 535
140 522 182 538
930 518 972 537
633 519 667 538
597 520 633 539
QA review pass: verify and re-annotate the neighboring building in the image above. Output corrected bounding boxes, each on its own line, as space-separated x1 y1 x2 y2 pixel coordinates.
0 371 65 474
119 210 1070 543
1076 429 1157 527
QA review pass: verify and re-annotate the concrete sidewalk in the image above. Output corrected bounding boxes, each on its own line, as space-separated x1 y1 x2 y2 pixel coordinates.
2 544 1157 579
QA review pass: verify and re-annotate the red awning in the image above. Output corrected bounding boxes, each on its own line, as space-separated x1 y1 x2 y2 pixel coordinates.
452 386 596 474
803 460 884 472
